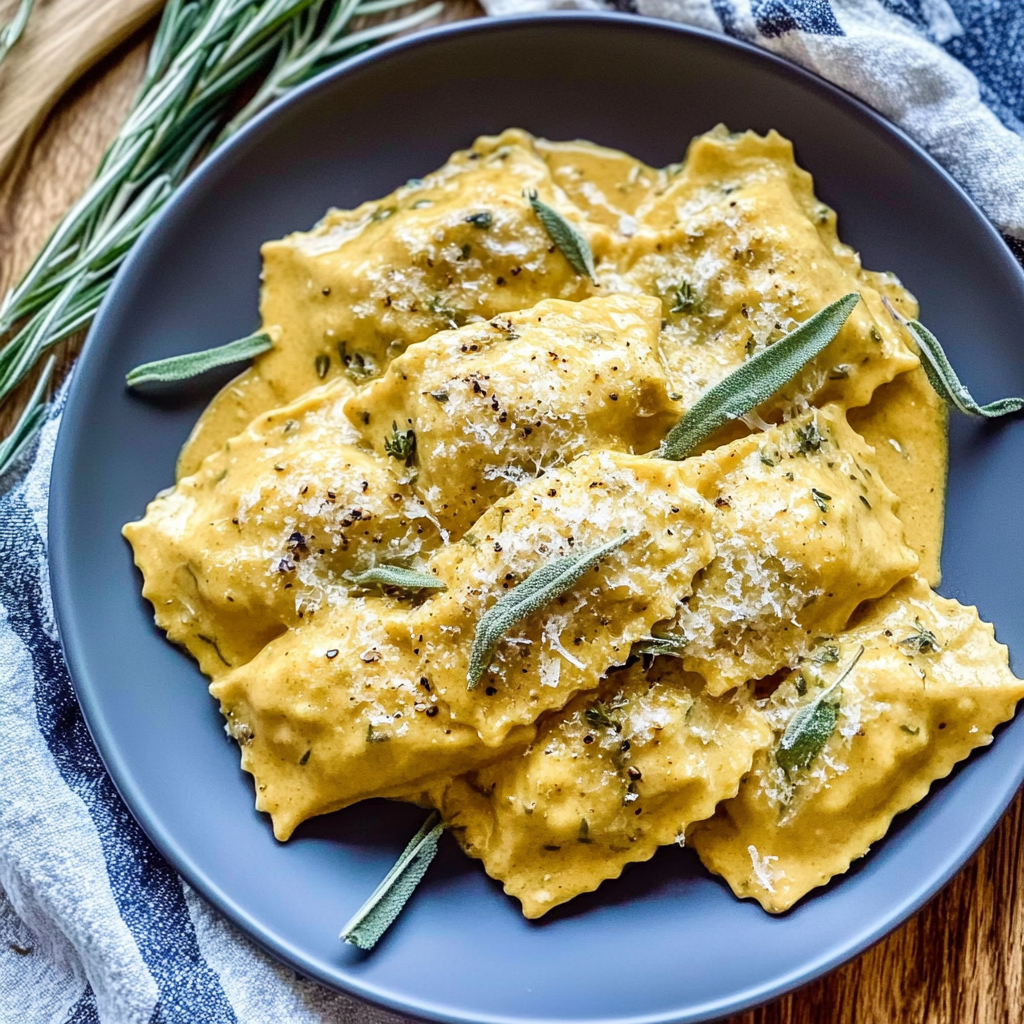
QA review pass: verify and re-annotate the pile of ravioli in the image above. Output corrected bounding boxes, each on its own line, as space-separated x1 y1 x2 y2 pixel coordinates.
125 127 1024 916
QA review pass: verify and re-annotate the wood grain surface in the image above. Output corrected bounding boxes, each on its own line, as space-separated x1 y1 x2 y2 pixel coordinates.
0 5 1021 1022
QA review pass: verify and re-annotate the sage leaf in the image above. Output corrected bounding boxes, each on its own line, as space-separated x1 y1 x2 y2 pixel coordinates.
126 332 272 386
346 565 446 592
658 294 860 460
527 190 596 281
340 812 444 951
776 645 864 774
906 319 1024 418
468 530 634 689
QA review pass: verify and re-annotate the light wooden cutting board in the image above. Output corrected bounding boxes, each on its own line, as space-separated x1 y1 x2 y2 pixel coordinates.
0 0 163 180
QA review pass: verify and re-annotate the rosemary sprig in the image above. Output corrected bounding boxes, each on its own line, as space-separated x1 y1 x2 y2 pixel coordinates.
346 565 446 592
125 332 272 386
0 355 52 478
526 190 596 281
340 811 444 950
0 0 33 68
776 645 864 774
467 530 633 689
0 0 441 465
657 293 860 460
898 618 940 655
906 319 1024 419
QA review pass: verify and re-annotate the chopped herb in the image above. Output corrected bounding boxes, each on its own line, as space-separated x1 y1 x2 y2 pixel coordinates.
467 531 633 688
340 812 444 950
869 327 882 343
657 294 859 460
577 818 592 843
898 618 940 655
795 675 807 696
465 211 492 228
759 451 777 467
795 421 823 453
901 724 920 736
315 353 330 378
366 724 390 743
811 488 831 513
459 243 471 261
584 697 628 732
299 749 311 765
632 634 687 658
346 565 446 593
670 280 700 313
338 342 377 381
526 190 596 281
829 364 852 380
814 644 840 664
384 421 416 466
125 332 272 386
776 646 864 774
428 390 449 402
372 206 395 221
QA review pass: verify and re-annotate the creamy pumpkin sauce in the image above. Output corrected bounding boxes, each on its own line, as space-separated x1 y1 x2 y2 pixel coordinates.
126 127 1019 917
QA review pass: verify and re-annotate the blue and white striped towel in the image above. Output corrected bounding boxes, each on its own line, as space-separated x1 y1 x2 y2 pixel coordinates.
3 1 1024 1020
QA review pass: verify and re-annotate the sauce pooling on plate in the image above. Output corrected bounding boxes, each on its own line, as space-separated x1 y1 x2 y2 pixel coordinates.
124 127 1022 917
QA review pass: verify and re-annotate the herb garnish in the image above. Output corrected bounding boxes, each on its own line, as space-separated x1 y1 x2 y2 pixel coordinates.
585 696 628 732
776 646 864 774
125 332 272 386
671 280 700 313
0 354 52 477
341 812 445 951
898 618 940 655
384 421 416 466
905 319 1024 419
796 421 823 453
315 353 330 379
346 565 446 593
811 488 831 514
465 211 492 228
526 190 596 281
467 531 634 689
632 633 688 658
657 294 859 460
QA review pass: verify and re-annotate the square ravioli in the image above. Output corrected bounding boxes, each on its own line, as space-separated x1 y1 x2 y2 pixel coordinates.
618 127 919 415
210 599 535 841
429 659 771 918
687 575 1024 912
343 295 682 536
414 449 716 744
673 404 919 695
123 379 441 677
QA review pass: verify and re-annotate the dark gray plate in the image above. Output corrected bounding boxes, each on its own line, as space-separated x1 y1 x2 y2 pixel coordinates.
49 13 1024 1024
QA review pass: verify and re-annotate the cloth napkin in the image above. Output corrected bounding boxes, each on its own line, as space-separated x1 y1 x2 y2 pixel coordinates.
2 1 1024 1021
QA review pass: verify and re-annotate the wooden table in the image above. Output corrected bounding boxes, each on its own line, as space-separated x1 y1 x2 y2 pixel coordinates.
1 5 1021 1021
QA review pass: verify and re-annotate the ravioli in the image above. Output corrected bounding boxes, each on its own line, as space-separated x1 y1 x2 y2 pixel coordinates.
124 379 441 677
673 404 919 694
210 599 535 841
413 450 716 744
619 128 919 418
430 659 770 918
344 295 681 536
687 576 1024 912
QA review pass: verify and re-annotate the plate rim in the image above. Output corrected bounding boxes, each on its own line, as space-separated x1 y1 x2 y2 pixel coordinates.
48 11 1024 1023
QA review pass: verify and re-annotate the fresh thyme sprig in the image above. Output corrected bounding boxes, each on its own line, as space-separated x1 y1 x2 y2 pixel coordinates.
0 0 442 466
